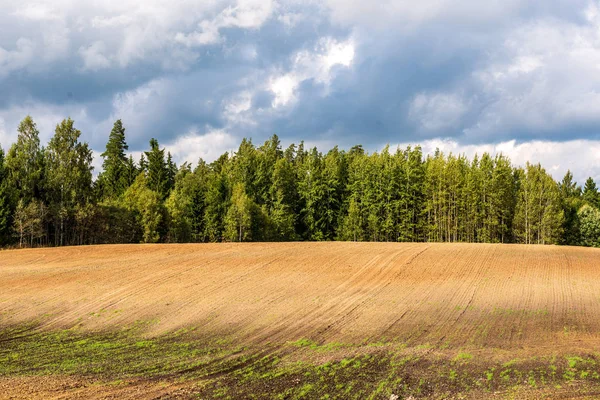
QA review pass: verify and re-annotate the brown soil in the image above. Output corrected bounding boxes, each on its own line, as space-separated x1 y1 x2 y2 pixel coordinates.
0 375 197 400
2 242 600 398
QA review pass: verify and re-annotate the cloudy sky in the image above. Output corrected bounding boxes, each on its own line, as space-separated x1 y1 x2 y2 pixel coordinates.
1 0 600 183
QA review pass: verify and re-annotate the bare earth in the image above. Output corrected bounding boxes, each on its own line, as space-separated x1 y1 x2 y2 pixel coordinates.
2 242 600 398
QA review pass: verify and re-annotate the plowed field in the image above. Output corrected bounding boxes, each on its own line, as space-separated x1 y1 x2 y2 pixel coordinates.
2 243 600 399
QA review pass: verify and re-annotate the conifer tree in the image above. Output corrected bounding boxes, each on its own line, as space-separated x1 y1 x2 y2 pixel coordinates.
0 146 13 245
270 158 297 240
255 135 283 206
559 170 583 245
204 154 230 242
189 160 209 241
166 152 177 193
139 154 148 173
145 138 169 198
124 155 139 187
583 177 599 208
100 119 129 198
322 147 345 239
339 151 367 241
231 138 258 200
0 116 597 248
298 147 328 240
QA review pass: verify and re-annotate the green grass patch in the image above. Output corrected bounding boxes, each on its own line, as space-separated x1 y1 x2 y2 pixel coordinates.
3 325 600 399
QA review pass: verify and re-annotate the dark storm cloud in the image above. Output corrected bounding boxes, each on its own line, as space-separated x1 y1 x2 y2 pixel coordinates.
1 0 600 177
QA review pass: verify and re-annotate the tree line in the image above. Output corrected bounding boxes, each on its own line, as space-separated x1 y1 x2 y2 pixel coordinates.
1 116 599 248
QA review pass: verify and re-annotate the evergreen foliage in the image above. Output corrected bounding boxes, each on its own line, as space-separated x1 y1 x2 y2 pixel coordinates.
99 119 129 198
559 171 583 245
1 115 598 248
583 177 600 208
0 146 13 245
145 138 171 198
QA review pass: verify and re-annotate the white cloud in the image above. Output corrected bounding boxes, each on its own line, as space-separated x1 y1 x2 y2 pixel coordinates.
0 38 36 77
0 0 275 73
277 11 304 27
219 0 275 28
270 75 298 107
107 79 169 144
91 15 133 28
323 0 536 30
5 2 70 67
456 13 600 139
269 36 354 107
372 6 600 141
321 39 354 69
0 103 91 147
90 150 103 178
506 56 543 75
175 20 222 46
12 3 61 21
0 118 10 149
223 90 255 125
175 0 275 46
79 41 111 71
166 128 237 164
409 92 469 132
2 0 600 187
295 37 354 84
112 80 164 116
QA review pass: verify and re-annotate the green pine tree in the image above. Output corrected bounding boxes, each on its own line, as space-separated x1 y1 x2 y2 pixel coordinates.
559 170 583 245
99 119 129 198
0 146 13 245
583 177 599 208
269 158 297 240
145 138 169 198
204 154 230 242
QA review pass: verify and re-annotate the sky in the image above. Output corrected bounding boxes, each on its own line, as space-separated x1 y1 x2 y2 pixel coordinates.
1 0 600 183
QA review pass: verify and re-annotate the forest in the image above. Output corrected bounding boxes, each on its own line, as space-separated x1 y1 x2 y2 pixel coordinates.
0 116 599 248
